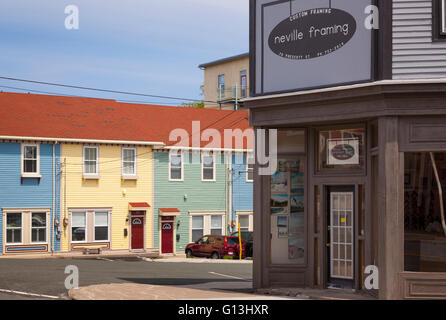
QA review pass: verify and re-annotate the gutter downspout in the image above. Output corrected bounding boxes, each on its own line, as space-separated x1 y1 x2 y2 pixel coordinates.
429 152 446 236
51 143 55 255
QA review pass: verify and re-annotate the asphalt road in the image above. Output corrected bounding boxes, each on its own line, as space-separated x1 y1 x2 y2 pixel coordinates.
0 258 253 300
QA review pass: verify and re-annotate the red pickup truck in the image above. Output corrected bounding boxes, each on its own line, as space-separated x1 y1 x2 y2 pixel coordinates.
185 235 245 259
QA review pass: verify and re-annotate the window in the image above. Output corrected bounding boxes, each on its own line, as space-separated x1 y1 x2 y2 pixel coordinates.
31 213 47 243
192 216 204 242
246 154 254 182
210 215 223 235
404 152 446 272
270 158 305 265
317 127 365 172
202 154 215 181
6 213 22 244
169 153 183 181
238 215 250 232
433 0 446 41
218 74 225 98
122 148 136 176
22 144 40 176
94 212 109 241
240 70 247 98
83 146 98 175
72 212 86 242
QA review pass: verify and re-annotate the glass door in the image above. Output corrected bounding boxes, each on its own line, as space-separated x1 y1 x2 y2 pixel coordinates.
327 187 355 288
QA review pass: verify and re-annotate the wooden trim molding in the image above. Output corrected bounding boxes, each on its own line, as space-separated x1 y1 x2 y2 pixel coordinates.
400 272 446 299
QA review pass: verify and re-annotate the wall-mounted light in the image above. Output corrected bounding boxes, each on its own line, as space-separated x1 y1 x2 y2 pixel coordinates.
184 194 188 200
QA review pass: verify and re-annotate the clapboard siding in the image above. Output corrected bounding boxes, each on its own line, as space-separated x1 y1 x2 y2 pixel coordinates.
393 0 446 78
231 154 253 223
153 152 227 253
0 142 61 254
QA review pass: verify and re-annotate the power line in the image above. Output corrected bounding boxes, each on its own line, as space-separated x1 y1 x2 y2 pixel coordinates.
0 85 195 106
0 76 217 104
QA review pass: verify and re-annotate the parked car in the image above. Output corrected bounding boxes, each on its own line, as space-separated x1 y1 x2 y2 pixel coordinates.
185 235 245 259
231 231 253 257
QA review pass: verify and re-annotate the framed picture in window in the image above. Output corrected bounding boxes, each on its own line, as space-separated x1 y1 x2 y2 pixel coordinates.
277 216 288 238
271 172 288 193
290 195 304 214
288 238 304 260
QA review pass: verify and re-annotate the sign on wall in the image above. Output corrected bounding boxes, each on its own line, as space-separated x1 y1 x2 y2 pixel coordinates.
327 138 359 165
253 0 373 95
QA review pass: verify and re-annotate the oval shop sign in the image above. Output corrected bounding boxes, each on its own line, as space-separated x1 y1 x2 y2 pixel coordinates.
331 144 356 161
268 8 357 60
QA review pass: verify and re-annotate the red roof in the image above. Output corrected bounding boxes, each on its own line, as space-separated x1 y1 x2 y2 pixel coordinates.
159 208 181 213
129 202 151 208
0 92 252 149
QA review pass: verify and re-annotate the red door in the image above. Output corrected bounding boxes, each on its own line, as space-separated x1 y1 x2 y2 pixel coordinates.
131 216 144 250
161 222 173 254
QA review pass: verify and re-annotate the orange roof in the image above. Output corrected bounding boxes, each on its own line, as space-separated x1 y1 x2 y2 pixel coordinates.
0 92 252 149
129 202 151 208
159 208 181 213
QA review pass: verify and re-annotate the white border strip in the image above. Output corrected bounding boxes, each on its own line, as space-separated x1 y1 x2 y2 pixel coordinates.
243 79 446 102
0 136 165 146
0 288 59 299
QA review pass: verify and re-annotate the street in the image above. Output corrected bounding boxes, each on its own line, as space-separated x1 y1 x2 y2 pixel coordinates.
0 258 253 300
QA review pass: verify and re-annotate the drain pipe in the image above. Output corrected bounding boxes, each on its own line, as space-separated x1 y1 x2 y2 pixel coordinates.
429 152 446 236
51 143 55 255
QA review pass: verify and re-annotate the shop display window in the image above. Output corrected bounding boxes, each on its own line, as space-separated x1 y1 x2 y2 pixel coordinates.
270 158 305 264
404 152 446 272
317 127 365 172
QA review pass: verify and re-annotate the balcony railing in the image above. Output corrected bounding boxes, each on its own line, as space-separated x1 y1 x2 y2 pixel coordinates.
217 85 249 102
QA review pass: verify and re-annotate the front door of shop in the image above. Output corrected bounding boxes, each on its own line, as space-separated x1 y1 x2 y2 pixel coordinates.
161 222 174 254
327 187 355 289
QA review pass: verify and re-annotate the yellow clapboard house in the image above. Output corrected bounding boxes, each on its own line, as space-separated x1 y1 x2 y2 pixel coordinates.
60 143 156 252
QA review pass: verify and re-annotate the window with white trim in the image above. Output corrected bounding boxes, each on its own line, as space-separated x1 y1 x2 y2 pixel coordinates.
22 144 39 175
94 212 109 241
190 213 226 242
71 212 86 242
192 216 204 242
122 148 136 176
238 215 250 232
441 0 446 34
210 215 223 235
202 154 215 181
83 146 98 175
246 154 254 182
6 212 22 244
31 212 47 243
169 153 183 181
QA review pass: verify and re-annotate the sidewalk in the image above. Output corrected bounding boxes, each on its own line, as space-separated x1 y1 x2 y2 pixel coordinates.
69 282 297 300
0 249 159 260
147 256 252 264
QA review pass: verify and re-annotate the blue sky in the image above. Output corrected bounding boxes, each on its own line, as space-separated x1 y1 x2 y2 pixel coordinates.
0 0 249 106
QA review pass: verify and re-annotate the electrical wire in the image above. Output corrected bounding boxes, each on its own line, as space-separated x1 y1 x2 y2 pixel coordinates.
0 76 218 104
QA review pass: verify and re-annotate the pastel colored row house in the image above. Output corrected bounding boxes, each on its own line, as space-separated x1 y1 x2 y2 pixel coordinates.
0 92 253 255
152 108 252 255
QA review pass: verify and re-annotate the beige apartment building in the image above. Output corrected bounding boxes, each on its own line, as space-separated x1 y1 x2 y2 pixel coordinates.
199 53 249 110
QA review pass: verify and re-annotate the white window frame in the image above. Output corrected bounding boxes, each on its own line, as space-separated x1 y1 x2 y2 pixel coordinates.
236 211 253 232
21 143 41 178
30 212 49 244
93 211 110 242
442 0 446 35
83 146 99 179
71 211 88 244
122 147 137 179
201 153 216 182
5 212 23 245
189 211 226 242
169 152 184 182
191 215 204 243
246 153 254 183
